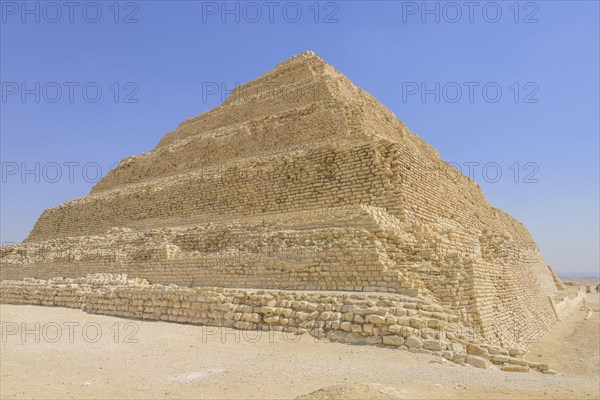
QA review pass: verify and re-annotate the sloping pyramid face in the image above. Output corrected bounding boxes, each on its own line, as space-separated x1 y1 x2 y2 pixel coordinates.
1 51 561 347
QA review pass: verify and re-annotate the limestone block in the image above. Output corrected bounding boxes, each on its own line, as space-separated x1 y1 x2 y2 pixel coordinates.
382 335 405 347
423 340 444 352
509 348 526 357
405 337 423 349
263 316 280 324
451 343 465 354
465 355 489 369
466 343 487 356
340 321 353 332
491 355 509 364
507 357 529 366
502 364 530 373
365 314 386 325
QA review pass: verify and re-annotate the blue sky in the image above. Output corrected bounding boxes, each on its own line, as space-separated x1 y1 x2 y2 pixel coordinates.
1 0 598 277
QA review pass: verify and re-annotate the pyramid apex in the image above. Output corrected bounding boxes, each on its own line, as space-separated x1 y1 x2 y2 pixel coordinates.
289 50 321 60
298 50 321 59
275 50 327 68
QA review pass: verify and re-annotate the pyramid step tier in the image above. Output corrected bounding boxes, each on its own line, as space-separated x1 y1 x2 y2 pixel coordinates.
29 139 487 242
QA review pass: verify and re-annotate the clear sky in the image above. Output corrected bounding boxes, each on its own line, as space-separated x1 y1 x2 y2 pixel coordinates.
1 0 598 277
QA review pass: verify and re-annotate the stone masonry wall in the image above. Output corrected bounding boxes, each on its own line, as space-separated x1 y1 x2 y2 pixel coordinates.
3 207 407 293
0 274 557 374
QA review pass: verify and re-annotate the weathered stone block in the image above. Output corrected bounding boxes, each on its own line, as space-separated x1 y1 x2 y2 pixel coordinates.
465 355 489 369
423 340 444 352
405 337 423 349
382 335 405 347
502 364 530 373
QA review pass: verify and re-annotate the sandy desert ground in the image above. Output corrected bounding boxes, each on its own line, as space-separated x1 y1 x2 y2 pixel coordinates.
1 280 598 400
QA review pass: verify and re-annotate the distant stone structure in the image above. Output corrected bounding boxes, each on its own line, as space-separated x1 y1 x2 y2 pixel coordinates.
1 52 563 359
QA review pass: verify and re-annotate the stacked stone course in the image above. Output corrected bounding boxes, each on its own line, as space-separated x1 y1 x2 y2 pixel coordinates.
0 274 555 373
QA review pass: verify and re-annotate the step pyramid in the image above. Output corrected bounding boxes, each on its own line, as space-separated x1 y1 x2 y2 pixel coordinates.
1 51 562 347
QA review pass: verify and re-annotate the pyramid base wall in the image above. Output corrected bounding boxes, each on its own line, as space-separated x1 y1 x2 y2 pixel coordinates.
471 261 558 348
0 274 556 373
0 206 422 295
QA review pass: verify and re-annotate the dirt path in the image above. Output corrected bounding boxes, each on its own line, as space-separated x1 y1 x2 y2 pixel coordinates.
528 289 600 379
1 293 599 400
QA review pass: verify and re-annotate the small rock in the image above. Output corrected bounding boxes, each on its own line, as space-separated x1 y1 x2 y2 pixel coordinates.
536 363 550 372
429 358 447 364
